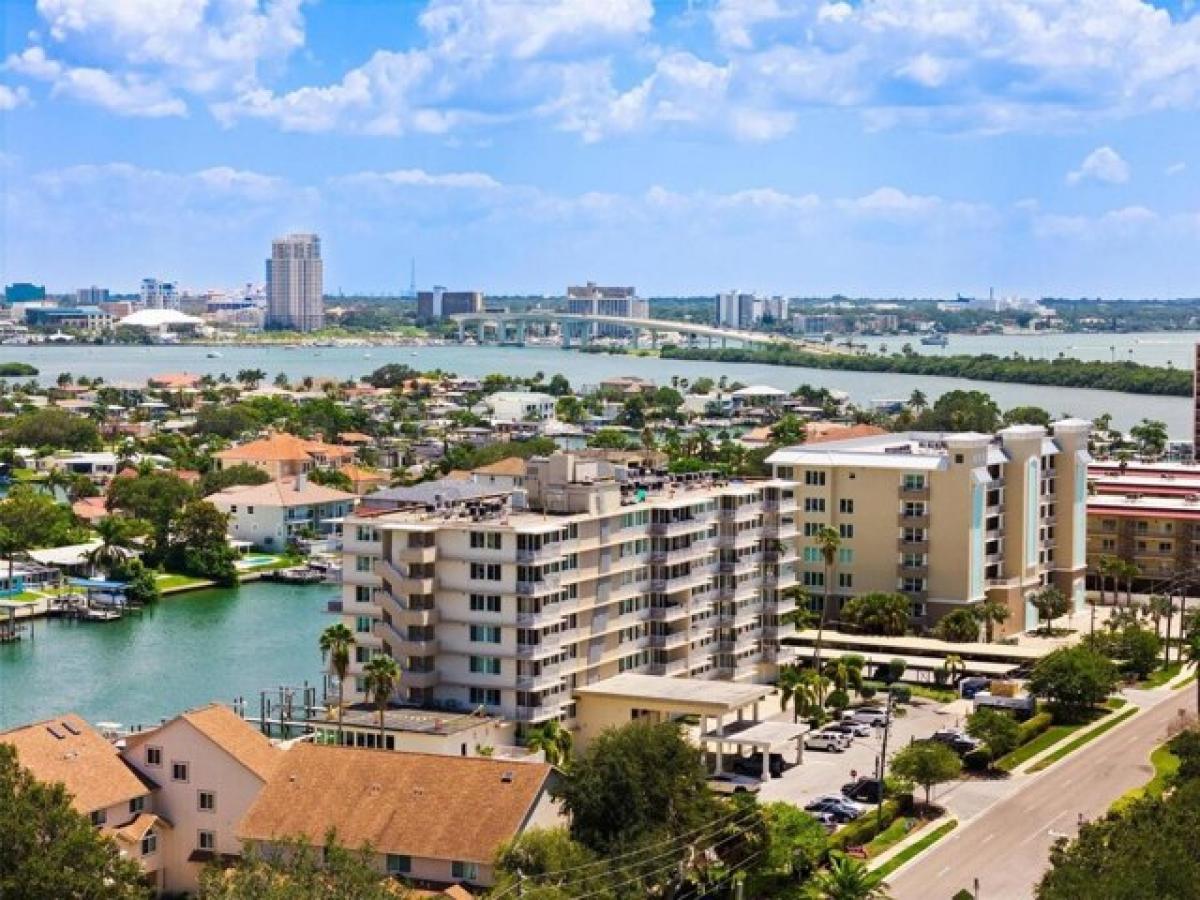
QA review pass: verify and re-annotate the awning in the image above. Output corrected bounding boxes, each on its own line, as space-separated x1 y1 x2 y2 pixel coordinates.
68 578 128 590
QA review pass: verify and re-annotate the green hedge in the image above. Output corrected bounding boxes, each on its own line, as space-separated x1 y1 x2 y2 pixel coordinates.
1018 712 1053 745
888 684 912 704
963 747 991 772
829 795 914 849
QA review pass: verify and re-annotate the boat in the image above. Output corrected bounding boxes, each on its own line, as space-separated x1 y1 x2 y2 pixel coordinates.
206 351 223 359
920 333 949 347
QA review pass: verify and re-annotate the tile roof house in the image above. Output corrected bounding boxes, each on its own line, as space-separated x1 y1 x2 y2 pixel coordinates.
207 475 357 550
238 745 561 891
214 432 357 481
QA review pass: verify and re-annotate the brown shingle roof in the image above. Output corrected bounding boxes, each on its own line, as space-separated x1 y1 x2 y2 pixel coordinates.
126 703 282 783
208 477 357 508
472 457 527 477
238 745 554 864
1 714 153 814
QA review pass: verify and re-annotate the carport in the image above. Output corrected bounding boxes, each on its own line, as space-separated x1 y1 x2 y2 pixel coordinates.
574 673 804 778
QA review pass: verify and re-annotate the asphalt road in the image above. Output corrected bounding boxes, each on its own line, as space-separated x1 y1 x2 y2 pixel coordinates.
888 687 1196 900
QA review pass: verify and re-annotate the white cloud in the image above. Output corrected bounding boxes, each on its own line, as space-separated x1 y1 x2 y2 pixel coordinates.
1166 161 1187 176
336 168 503 190
5 46 62 80
0 84 30 110
53 67 186 117
1067 146 1131 185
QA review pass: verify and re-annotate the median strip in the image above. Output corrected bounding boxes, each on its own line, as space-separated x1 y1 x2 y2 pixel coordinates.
1027 707 1139 773
874 819 958 879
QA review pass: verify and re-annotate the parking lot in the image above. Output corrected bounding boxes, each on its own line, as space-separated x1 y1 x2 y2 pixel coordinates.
754 698 966 809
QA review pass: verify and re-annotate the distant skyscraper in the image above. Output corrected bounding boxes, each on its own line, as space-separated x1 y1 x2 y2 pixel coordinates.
416 287 484 320
76 286 109 305
565 281 646 338
266 234 323 332
716 290 763 329
140 278 178 310
4 283 45 303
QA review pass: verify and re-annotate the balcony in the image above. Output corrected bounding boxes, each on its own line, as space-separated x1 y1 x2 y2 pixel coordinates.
648 659 689 676
898 564 929 578
517 632 562 657
897 539 929 554
516 572 561 596
517 544 562 564
516 607 561 628
515 705 557 723
898 513 930 528
380 558 436 595
649 518 707 536
402 669 439 689
393 637 439 656
649 630 689 650
648 604 689 622
516 664 562 691
762 497 798 514
898 486 930 502
396 544 436 565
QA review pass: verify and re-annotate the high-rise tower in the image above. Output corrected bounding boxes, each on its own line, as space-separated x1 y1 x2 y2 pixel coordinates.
266 234 324 332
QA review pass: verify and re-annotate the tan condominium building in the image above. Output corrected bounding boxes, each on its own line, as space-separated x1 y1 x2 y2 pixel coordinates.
339 453 801 728
765 421 1091 638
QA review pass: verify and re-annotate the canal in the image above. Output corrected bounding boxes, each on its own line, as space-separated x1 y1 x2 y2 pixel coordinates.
0 581 336 731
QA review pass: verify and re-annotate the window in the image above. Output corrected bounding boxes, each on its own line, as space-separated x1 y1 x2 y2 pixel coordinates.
141 832 157 856
356 524 378 542
355 615 373 634
469 687 501 706
469 656 502 675
902 474 926 490
355 555 373 573
470 594 502 613
469 624 502 644
469 531 503 550
386 854 412 875
802 547 821 563
452 861 479 881
839 499 854 514
145 746 162 767
247 506 255 514
470 562 502 581
198 830 215 852
172 762 189 782
804 470 826 486
838 573 853 588
129 796 145 814
355 585 372 605
803 522 821 537
802 571 824 587
838 548 853 564
90 809 107 827
198 791 216 812
839 523 854 539
804 498 825 513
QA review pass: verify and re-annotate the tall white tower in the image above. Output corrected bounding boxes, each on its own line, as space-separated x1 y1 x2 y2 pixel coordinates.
266 234 324 332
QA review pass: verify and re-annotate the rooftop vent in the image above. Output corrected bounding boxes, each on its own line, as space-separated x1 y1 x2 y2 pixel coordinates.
501 771 514 783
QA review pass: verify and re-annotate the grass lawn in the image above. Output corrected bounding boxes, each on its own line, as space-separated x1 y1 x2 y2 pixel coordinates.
996 724 1082 772
1106 696 1128 709
11 469 43 482
1176 672 1197 690
1111 743 1180 812
156 573 214 591
864 815 924 857
1137 662 1183 689
908 685 959 703
874 820 957 879
1027 707 1139 773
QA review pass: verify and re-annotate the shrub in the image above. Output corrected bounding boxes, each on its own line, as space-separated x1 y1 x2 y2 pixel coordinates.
830 800 906 849
826 689 850 711
1018 712 1054 745
888 684 912 704
862 680 886 696
963 747 991 772
859 683 878 701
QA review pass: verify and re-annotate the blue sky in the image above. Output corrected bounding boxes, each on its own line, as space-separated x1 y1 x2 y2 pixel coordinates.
2 0 1199 298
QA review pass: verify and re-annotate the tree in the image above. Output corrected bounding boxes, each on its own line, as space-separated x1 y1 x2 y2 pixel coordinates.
546 373 572 396
759 800 829 879
965 708 1020 768
943 654 965 685
811 526 842 704
890 741 962 812
2 406 101 450
526 720 573 767
86 515 148 574
1184 633 1200 715
106 556 161 606
772 413 807 447
1147 593 1172 645
106 471 195 560
934 608 980 643
492 827 610 899
198 832 403 899
308 468 354 492
1129 418 1168 458
199 463 271 496
916 390 1001 433
839 592 910 636
973 598 1010 643
236 368 267 389
556 721 719 854
166 500 238 584
1003 405 1051 427
362 655 400 743
365 363 419 388
1028 646 1118 722
0 744 150 899
805 852 893 899
194 403 262 439
1117 559 1139 606
319 624 355 746
1117 625 1161 680
1030 586 1072 634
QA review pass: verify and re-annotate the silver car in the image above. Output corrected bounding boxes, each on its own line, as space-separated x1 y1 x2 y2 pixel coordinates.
707 772 763 795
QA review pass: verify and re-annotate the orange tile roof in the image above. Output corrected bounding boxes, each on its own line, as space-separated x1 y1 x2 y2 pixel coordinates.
147 372 202 389
72 497 109 522
126 703 282 783
805 422 889 443
215 433 356 465
238 745 554 864
1 714 153 814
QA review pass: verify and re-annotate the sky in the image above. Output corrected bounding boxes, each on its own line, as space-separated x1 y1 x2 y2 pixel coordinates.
2 0 1200 299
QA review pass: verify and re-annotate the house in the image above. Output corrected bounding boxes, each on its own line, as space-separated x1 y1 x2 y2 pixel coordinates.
122 703 283 895
214 432 357 480
72 496 110 524
473 391 557 424
471 456 527 490
147 372 202 390
1 715 164 890
339 463 388 495
237 745 560 890
207 476 357 550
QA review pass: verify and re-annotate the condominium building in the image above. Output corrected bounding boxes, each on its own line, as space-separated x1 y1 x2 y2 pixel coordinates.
416 287 484 320
716 291 785 329
1087 460 1200 587
565 282 648 339
765 421 1091 637
338 454 801 727
265 233 323 332
140 278 178 310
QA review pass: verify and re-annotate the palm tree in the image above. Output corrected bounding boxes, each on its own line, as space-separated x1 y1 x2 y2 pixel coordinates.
1119 560 1140 607
943 654 965 685
319 623 356 746
908 389 927 412
805 853 893 899
779 667 823 723
362 655 400 746
973 598 1009 643
525 720 572 767
1184 633 1200 715
811 526 842 704
85 516 147 575
41 467 71 499
1147 594 1171 642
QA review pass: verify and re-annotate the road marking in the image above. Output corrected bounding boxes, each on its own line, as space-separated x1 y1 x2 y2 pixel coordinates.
937 866 951 878
982 833 995 843
1060 778 1073 788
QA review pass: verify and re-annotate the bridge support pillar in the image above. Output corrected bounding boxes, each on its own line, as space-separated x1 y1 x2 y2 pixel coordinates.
517 321 526 345
458 322 465 342
651 330 659 350
630 327 640 349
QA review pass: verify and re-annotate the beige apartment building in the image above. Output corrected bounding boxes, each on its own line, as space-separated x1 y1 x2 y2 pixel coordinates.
765 421 1091 637
339 454 801 727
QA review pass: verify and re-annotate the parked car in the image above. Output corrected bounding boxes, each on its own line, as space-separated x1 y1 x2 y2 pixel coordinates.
807 810 838 832
803 797 861 822
805 732 847 753
843 707 890 727
826 720 871 738
732 752 785 777
707 773 762 795
841 777 884 804
931 729 981 755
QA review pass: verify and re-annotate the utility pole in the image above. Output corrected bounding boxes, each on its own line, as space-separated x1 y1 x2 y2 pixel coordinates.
876 689 896 830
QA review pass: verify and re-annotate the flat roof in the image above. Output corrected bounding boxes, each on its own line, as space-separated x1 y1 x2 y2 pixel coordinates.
789 629 1045 661
701 720 808 749
842 650 1019 677
574 673 770 711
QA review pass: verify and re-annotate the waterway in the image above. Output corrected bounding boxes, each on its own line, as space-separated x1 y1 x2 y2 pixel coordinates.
0 335 1194 434
0 581 336 731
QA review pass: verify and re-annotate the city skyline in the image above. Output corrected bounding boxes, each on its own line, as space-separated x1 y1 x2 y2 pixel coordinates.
2 1 1200 297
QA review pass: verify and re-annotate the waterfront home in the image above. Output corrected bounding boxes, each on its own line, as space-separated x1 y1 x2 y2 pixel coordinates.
1 715 165 890
473 390 557 424
122 703 283 895
214 432 357 480
238 744 560 891
207 475 357 551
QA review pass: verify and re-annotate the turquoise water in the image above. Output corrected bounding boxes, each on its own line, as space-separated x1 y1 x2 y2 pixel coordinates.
0 339 1192 433
0 581 337 731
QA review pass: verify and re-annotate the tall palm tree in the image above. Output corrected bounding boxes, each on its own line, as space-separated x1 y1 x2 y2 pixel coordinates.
1120 560 1140 607
85 516 147 575
1096 554 1115 610
1184 633 1200 715
525 720 572 767
973 598 1010 643
811 526 842 704
778 666 805 723
1147 594 1171 642
805 853 893 900
943 654 965 685
319 623 356 746
363 655 400 746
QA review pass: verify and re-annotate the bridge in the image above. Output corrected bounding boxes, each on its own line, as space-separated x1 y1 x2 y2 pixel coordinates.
449 311 832 353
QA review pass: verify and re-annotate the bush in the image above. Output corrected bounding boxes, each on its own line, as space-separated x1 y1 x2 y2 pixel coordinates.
830 799 906 849
862 680 886 696
1018 712 1054 744
888 684 912 704
963 747 992 772
826 689 850 711
859 683 878 701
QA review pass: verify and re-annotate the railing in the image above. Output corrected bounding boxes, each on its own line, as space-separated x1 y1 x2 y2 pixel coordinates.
516 572 561 595
648 659 688 676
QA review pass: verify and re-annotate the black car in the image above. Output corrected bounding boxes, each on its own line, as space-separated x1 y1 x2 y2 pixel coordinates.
930 731 981 756
841 777 884 804
732 752 785 778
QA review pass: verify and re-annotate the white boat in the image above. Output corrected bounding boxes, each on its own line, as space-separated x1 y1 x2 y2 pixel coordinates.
920 334 949 347
206 351 222 359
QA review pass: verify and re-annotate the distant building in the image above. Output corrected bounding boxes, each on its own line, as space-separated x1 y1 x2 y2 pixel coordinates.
207 475 357 550
76 286 109 305
5 282 45 303
139 278 178 310
566 281 647 338
417 287 484 320
716 291 763 329
266 233 323 332
26 306 112 332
